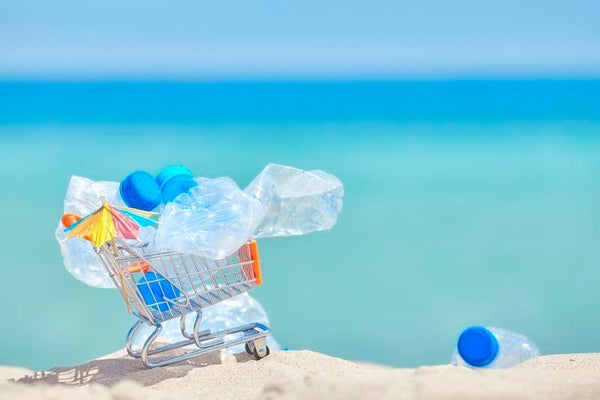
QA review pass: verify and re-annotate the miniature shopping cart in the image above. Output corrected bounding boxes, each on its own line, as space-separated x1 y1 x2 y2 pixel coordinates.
97 238 270 368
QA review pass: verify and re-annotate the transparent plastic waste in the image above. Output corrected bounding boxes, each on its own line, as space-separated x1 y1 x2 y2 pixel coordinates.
56 176 126 288
56 175 158 287
132 293 281 353
58 174 287 357
155 177 264 259
245 163 344 238
155 164 344 259
451 326 540 369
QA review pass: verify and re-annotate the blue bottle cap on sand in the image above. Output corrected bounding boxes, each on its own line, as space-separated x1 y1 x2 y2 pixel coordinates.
457 326 499 367
155 165 194 188
120 171 161 211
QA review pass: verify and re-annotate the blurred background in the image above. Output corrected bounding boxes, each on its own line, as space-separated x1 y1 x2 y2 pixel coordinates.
1 0 599 371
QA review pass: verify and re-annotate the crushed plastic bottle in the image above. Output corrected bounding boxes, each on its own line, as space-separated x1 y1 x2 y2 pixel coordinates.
155 164 344 259
451 326 540 369
132 292 281 353
63 175 125 215
56 175 158 288
245 163 344 238
155 177 264 260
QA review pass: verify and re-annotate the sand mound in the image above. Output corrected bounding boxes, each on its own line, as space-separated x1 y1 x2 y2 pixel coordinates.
257 354 600 400
4 350 600 399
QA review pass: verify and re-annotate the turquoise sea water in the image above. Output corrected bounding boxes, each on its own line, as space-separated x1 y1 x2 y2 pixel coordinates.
0 81 599 370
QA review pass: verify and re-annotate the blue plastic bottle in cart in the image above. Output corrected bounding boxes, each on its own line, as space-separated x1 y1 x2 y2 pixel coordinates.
451 326 540 368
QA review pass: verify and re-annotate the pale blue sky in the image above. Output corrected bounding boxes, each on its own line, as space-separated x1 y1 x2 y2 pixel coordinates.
1 0 599 79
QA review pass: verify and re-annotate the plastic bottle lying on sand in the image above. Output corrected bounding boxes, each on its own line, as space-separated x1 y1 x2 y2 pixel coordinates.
451 326 540 369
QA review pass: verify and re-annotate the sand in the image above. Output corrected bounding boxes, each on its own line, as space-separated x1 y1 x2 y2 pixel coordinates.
3 349 600 399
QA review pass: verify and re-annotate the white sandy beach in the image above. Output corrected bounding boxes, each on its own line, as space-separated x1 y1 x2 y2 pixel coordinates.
2 348 600 399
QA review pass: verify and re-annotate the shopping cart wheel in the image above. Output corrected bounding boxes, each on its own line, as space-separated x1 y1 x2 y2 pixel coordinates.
248 336 269 360
252 345 270 360
244 342 253 356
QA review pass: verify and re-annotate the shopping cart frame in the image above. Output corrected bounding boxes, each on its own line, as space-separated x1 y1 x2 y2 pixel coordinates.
97 238 270 368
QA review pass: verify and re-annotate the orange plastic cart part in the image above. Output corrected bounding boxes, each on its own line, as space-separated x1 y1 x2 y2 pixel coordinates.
123 261 151 274
249 240 262 285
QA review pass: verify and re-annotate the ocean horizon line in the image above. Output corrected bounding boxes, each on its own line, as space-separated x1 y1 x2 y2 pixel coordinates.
2 76 600 84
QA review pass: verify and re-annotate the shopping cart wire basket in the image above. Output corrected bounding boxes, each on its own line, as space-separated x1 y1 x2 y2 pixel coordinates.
97 238 270 368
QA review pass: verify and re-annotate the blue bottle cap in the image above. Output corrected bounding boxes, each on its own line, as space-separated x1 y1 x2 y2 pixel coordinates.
457 326 499 367
119 170 161 211
155 165 194 188
160 175 198 203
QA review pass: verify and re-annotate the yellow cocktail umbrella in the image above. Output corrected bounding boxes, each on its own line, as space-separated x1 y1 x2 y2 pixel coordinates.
65 201 156 248
64 200 157 313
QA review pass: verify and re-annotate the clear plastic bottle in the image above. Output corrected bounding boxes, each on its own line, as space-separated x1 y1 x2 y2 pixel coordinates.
451 326 540 368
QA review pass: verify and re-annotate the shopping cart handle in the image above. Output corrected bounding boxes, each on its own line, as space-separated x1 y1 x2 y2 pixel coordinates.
249 240 262 285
